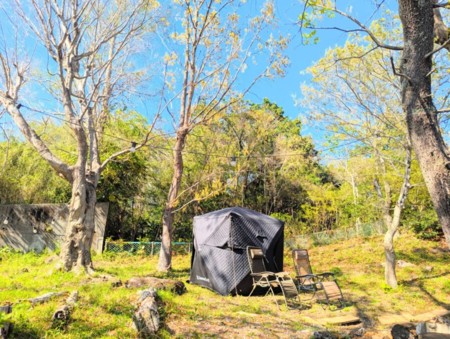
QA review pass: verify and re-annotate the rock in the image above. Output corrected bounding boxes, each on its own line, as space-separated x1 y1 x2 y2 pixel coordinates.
0 305 12 314
126 277 186 295
397 260 414 268
435 316 450 325
349 327 365 337
313 331 338 339
417 321 450 335
29 235 46 253
45 255 58 264
111 280 123 288
391 324 414 339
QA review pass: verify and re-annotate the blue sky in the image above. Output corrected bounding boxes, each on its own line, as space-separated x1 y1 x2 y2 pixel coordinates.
0 0 397 153
248 1 397 118
238 0 398 156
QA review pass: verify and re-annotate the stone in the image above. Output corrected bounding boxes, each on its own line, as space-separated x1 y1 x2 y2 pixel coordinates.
349 327 366 337
126 277 186 295
313 331 338 339
397 260 415 268
391 324 414 339
423 266 433 273
417 321 450 335
111 280 123 288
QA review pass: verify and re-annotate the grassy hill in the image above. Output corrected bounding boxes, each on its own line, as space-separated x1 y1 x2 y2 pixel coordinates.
0 231 449 338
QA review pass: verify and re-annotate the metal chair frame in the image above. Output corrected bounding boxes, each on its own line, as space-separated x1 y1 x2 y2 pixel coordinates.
292 249 344 308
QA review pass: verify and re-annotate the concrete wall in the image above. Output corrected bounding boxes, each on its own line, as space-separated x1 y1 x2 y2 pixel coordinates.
0 203 108 253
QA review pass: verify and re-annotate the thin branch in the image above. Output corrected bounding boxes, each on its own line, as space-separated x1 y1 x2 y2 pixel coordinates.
390 56 411 82
302 4 403 51
332 7 403 51
304 25 367 34
433 2 450 8
425 37 450 58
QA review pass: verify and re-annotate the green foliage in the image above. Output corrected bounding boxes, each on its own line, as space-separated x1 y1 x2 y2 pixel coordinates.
299 14 441 240
0 138 71 204
171 98 335 235
0 93 441 242
403 208 441 240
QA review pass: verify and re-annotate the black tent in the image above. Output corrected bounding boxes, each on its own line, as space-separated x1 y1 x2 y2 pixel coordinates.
189 207 284 296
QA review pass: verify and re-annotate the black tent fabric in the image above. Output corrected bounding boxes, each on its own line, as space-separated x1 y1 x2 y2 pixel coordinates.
189 207 284 296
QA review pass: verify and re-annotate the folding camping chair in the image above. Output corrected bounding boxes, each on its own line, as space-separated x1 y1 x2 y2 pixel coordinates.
292 249 344 308
247 246 301 309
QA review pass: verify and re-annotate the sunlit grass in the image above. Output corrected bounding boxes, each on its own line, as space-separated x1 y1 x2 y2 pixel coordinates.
0 232 449 337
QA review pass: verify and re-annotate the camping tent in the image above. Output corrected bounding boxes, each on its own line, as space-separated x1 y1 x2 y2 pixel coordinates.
189 207 284 296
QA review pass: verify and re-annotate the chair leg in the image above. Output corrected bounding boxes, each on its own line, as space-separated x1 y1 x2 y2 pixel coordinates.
247 285 258 299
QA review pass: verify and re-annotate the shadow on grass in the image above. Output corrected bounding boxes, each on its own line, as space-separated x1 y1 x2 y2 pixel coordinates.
351 295 377 328
402 271 450 310
165 267 191 280
397 247 450 264
8 322 41 339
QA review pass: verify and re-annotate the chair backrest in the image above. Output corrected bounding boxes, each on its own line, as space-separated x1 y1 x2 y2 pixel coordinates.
247 246 267 274
292 249 313 276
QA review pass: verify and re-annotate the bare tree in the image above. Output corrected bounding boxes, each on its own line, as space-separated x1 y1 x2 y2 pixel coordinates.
0 0 154 273
157 0 289 271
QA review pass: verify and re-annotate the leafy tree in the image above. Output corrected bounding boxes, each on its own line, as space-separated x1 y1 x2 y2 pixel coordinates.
157 0 289 271
302 32 415 287
97 111 152 241
298 0 450 251
175 99 332 236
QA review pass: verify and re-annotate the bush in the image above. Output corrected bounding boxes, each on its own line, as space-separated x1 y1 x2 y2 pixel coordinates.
405 209 442 240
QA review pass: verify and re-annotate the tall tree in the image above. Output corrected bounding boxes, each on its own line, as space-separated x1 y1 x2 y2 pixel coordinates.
299 0 450 249
157 0 289 271
0 0 155 272
301 28 414 287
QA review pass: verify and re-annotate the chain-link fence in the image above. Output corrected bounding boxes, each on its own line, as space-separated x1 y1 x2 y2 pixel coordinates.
105 222 386 255
104 241 192 256
286 221 387 249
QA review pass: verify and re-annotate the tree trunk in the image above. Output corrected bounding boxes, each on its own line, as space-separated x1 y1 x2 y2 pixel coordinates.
375 154 397 287
372 142 412 288
158 129 188 272
59 169 97 273
398 0 450 248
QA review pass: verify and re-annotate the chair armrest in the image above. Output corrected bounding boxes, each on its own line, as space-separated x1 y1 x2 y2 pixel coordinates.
251 272 276 278
274 272 291 279
295 274 317 279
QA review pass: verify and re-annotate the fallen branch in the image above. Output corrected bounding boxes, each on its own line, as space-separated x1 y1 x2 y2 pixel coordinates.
129 277 186 337
28 292 68 307
52 291 78 328
132 289 159 338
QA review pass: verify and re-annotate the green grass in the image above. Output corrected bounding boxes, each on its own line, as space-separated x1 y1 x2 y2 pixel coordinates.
0 232 449 338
